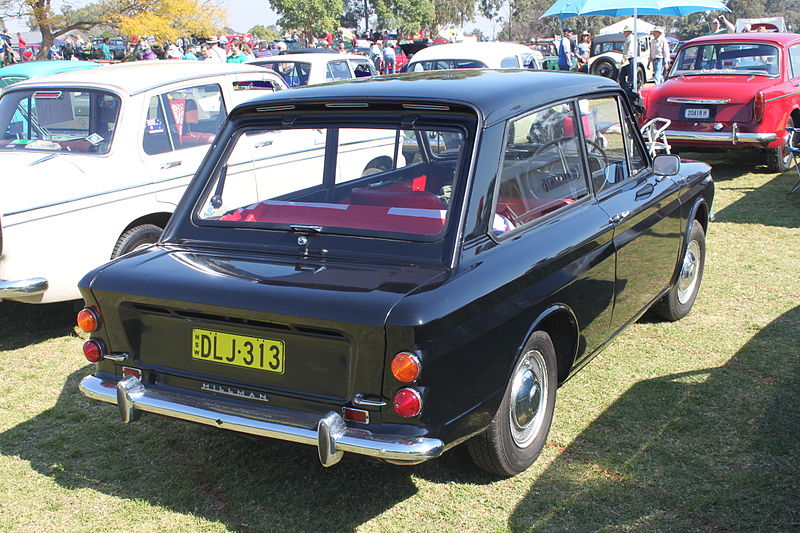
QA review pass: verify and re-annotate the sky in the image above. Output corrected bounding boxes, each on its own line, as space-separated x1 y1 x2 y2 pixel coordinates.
5 0 496 38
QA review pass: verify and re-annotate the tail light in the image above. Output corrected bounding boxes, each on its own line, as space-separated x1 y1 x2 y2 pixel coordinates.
83 339 105 363
76 307 101 332
390 351 421 382
393 388 422 418
753 91 765 123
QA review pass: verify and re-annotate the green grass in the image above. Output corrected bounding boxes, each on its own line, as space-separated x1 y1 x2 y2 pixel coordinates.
1 151 798 532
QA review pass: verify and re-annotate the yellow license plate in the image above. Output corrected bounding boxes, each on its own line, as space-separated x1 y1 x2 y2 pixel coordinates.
192 328 284 374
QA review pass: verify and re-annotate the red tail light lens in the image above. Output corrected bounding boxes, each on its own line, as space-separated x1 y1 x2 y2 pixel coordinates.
83 339 104 363
76 307 100 332
393 388 422 418
391 352 421 382
753 91 765 123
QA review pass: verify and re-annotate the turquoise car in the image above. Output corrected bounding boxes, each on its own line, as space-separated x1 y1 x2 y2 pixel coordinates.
0 60 102 89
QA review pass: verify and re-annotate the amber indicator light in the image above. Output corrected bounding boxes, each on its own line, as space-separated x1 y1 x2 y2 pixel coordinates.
77 308 100 332
391 352 421 382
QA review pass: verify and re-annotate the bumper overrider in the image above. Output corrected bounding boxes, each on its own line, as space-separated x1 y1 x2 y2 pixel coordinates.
79 375 444 467
0 277 48 299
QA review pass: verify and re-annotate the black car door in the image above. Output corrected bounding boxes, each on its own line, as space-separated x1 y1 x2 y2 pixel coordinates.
584 95 683 334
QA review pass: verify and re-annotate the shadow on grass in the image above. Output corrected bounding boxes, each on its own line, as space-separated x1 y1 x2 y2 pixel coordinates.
678 150 774 182
509 306 800 532
0 301 79 350
713 167 800 228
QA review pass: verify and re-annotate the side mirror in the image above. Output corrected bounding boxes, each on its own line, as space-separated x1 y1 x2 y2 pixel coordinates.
652 153 680 176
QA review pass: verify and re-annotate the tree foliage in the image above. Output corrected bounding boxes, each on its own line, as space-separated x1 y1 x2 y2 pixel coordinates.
1 0 225 59
117 0 226 41
248 24 279 41
372 0 434 34
268 0 343 43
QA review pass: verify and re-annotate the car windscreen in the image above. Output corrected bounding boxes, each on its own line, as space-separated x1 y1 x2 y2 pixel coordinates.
252 61 312 86
407 59 488 71
591 41 623 55
195 126 466 241
0 88 121 154
670 42 780 76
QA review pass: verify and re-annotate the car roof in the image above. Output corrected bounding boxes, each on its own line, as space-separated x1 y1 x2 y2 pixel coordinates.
0 60 102 78
408 42 533 64
234 69 620 127
8 61 282 96
247 53 370 66
683 32 800 46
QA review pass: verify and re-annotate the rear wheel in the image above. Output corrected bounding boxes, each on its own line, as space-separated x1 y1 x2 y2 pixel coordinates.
591 58 618 80
652 222 705 321
112 224 162 259
467 330 558 476
766 116 796 173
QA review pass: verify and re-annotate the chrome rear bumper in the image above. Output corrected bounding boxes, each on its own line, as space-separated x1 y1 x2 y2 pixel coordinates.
665 129 777 145
79 375 444 466
0 277 48 299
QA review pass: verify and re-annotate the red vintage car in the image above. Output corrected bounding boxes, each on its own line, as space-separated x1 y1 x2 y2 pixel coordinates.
642 32 800 172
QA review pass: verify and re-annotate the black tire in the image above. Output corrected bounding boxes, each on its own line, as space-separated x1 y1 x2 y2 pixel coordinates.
361 157 392 177
111 224 162 259
766 116 796 173
591 58 618 80
467 330 558 477
636 65 646 91
651 222 705 322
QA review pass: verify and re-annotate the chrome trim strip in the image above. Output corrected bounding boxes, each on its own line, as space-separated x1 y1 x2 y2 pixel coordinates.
0 277 48 298
130 70 277 96
765 91 800 103
664 130 777 143
666 98 731 104
81 375 444 465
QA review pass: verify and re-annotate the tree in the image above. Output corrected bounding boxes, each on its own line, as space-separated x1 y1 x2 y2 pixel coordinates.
0 0 224 60
372 0 434 35
268 0 343 45
431 0 476 28
248 24 279 41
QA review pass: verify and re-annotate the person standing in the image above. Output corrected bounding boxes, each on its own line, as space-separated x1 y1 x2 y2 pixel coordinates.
618 26 636 91
101 37 113 60
225 41 247 63
202 37 226 62
649 26 670 85
557 28 574 71
576 30 591 71
706 14 735 35
382 41 396 74
182 44 197 60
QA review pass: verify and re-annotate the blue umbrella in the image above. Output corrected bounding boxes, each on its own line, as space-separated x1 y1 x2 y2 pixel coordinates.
541 0 729 88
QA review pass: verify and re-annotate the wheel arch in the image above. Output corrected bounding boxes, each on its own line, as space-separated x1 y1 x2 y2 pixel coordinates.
520 305 580 385
668 197 709 286
119 212 172 237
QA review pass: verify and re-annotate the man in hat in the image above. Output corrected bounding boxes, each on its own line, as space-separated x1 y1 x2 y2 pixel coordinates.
706 14 734 35
557 27 574 71
649 26 670 85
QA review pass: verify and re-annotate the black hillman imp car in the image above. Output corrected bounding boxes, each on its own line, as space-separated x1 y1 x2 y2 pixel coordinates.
77 70 714 476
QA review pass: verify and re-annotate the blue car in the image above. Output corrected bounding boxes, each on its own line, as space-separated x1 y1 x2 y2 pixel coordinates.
0 60 102 89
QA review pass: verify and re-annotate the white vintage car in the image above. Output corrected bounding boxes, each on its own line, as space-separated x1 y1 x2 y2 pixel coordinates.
405 42 542 71
246 52 378 86
0 61 289 303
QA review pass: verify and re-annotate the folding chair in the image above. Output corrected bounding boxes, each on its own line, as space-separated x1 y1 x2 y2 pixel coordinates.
787 126 800 194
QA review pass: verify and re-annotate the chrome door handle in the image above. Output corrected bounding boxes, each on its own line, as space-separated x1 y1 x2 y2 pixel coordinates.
609 210 631 224
254 140 273 148
160 161 182 169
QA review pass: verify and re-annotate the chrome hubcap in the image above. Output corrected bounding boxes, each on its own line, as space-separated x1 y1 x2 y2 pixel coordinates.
508 349 548 448
677 239 701 304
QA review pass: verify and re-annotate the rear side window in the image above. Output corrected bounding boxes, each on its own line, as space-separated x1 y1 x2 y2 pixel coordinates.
493 101 590 235
500 56 520 68
143 84 225 154
326 60 352 81
256 61 311 86
789 44 800 78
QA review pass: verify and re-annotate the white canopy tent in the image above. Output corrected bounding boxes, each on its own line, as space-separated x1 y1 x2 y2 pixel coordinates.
599 17 656 34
